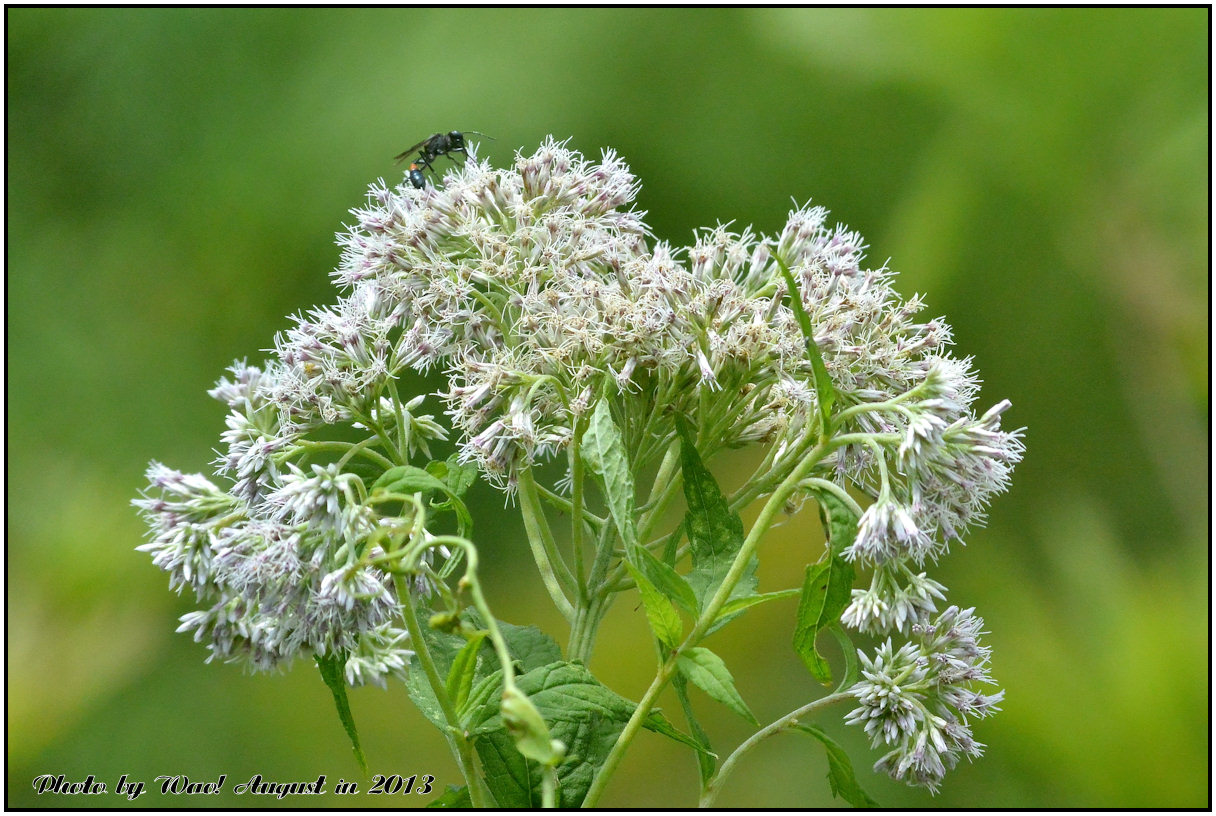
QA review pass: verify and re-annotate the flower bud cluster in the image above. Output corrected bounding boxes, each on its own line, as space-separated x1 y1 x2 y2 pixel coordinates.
846 606 1004 792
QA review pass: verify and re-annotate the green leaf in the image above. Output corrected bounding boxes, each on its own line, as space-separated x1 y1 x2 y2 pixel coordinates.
445 631 488 713
581 399 639 551
773 251 836 431
675 418 758 611
426 785 473 808
623 561 683 648
409 613 564 729
314 653 368 774
404 666 449 730
458 669 504 724
427 455 478 497
372 464 473 534
464 611 564 674
468 728 535 808
403 617 466 729
676 646 759 726
373 464 450 495
828 623 861 693
793 557 856 685
794 724 880 808
643 710 716 759
501 685 565 767
714 588 801 621
674 673 717 788
635 546 698 615
806 484 860 556
466 660 640 808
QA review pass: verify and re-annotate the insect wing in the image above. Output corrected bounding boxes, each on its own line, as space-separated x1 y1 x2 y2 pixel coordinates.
393 134 439 164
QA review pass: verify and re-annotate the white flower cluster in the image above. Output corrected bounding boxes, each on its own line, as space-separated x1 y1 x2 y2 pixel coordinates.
133 363 433 687
323 137 1019 499
846 606 1004 792
135 137 1021 792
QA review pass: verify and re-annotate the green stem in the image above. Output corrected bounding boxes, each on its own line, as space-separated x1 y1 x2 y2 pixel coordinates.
567 592 604 664
293 438 396 471
385 379 411 463
699 692 852 808
541 765 558 808
581 436 833 807
533 482 606 527
582 656 682 806
636 442 682 545
569 418 588 600
394 575 489 809
515 467 576 621
417 535 518 690
798 477 864 516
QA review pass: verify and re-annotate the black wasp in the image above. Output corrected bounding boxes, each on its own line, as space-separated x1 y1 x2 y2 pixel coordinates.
395 130 492 189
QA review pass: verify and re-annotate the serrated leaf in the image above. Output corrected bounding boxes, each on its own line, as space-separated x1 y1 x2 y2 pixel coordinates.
635 546 698 615
426 785 473 808
463 611 564 674
466 660 640 808
793 557 855 684
314 653 368 774
676 419 758 611
773 251 836 430
643 710 716 759
410 614 564 728
445 631 488 713
501 685 564 767
623 561 683 648
676 646 759 726
581 399 639 551
806 485 860 556
794 724 880 808
469 728 534 808
427 455 478 497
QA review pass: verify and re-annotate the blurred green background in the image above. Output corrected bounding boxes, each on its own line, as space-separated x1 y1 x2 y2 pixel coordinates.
7 7 1208 809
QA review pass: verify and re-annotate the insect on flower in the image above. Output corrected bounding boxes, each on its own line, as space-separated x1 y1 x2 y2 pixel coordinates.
395 130 493 189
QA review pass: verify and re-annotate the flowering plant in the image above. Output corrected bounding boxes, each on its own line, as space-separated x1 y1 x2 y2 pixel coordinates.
135 137 1022 807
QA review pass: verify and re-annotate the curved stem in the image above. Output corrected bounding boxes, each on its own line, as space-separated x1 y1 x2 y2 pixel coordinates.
293 438 397 471
699 692 852 808
394 575 489 808
417 534 518 690
798 477 864 517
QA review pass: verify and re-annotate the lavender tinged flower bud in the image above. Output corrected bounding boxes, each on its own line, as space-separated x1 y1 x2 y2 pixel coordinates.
845 497 935 565
847 606 1002 793
842 562 948 635
134 463 242 594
